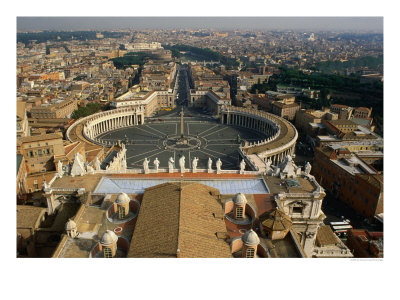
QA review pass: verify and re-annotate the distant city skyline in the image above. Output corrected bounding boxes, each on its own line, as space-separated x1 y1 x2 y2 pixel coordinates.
17 17 383 33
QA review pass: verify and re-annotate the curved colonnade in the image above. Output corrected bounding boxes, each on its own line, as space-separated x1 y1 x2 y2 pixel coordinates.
67 105 298 170
221 106 298 166
66 106 145 146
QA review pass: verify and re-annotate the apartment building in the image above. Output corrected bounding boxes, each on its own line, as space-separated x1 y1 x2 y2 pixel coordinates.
312 146 383 219
30 99 77 119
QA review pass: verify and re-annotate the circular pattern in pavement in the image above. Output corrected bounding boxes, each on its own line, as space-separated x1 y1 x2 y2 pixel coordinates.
97 116 268 170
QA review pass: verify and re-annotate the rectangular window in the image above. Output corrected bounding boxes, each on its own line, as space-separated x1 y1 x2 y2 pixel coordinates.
236 207 244 219
246 248 255 258
104 247 112 258
293 207 303 214
118 206 126 219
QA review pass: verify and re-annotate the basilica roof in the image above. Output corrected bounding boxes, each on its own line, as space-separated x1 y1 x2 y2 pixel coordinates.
128 182 231 258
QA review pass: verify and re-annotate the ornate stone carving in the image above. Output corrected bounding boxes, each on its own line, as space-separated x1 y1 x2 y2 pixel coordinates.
143 158 149 174
216 158 222 174
265 159 272 175
304 161 312 175
240 159 246 174
192 157 198 173
179 155 185 173
207 157 213 173
94 157 101 171
153 157 160 173
86 164 95 174
168 157 175 173
57 160 64 177
70 153 86 177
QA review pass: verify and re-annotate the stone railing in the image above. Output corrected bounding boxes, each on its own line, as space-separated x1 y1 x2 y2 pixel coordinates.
66 106 145 145
92 168 261 175
222 106 298 163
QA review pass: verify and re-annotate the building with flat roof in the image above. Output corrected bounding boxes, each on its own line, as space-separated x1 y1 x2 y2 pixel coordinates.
30 98 77 119
17 101 30 138
17 205 47 257
330 104 353 120
312 146 383 219
346 229 383 258
270 101 300 121
17 133 65 174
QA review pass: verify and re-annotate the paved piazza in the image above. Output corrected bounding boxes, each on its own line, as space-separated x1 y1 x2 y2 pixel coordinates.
97 116 267 170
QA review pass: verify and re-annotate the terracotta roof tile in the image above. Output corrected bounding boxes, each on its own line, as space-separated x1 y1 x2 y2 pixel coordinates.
128 182 231 258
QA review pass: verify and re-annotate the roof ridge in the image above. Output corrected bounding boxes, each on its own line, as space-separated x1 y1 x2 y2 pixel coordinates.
176 179 183 258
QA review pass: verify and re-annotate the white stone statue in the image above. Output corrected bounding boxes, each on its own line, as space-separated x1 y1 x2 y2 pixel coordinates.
272 167 280 177
86 164 95 174
153 157 160 173
42 180 50 191
70 153 86 177
279 155 296 179
265 159 272 174
208 157 213 172
304 161 312 175
240 159 246 174
143 158 150 174
216 158 222 174
57 160 64 177
121 157 127 171
179 155 185 173
94 157 101 171
168 157 175 173
192 157 199 173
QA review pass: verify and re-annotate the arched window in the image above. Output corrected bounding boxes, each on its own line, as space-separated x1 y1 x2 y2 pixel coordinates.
104 247 112 258
118 206 126 219
246 247 255 258
236 207 244 219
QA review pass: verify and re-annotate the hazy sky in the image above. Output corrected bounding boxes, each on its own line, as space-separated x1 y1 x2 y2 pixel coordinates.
17 17 383 32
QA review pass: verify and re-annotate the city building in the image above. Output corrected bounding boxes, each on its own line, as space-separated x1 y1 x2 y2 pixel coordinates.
41 150 353 258
312 146 383 219
295 108 337 137
17 154 28 201
17 205 47 257
30 98 77 119
17 101 30 138
17 133 65 174
346 229 383 258
270 101 300 121
330 104 353 120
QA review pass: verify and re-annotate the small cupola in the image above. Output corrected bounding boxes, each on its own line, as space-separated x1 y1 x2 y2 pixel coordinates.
259 208 292 240
100 230 118 258
65 219 77 238
115 192 130 219
241 229 260 258
233 192 247 220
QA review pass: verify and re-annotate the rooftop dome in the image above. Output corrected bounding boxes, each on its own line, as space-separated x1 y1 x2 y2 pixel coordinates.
115 192 130 204
233 192 247 205
259 209 292 231
241 229 260 246
100 230 118 246
65 219 77 231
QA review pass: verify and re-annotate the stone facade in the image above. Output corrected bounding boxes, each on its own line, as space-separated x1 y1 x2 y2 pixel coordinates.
221 106 298 170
